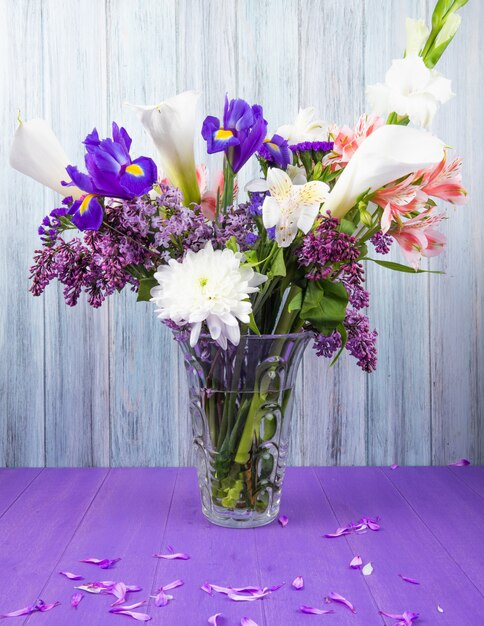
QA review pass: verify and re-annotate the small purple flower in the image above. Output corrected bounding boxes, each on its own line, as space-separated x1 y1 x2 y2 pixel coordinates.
202 96 268 173
245 232 258 247
289 141 334 153
370 231 393 254
259 134 292 169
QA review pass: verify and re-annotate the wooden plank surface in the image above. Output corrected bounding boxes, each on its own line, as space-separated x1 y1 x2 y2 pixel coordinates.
0 468 43 517
0 467 483 624
1 0 482 467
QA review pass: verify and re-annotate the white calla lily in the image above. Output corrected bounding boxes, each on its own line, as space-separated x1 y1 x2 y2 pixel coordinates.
324 124 445 219
9 118 83 198
127 91 201 206
262 168 329 247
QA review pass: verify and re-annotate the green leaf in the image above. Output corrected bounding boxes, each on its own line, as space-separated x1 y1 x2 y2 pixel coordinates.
330 323 348 367
364 258 444 274
225 236 238 252
287 290 302 313
137 276 158 302
300 280 349 334
270 247 286 277
339 219 356 235
248 312 261 335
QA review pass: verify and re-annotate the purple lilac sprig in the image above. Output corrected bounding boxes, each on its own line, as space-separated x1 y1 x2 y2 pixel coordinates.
370 231 393 254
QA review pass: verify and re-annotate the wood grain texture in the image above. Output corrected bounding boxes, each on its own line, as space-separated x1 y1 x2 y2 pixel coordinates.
0 0 482 467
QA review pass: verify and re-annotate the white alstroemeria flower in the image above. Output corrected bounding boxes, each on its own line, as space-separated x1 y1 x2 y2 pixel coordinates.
324 124 445 219
150 241 267 349
366 55 453 128
405 17 430 57
276 107 328 144
9 119 83 198
262 168 329 247
245 165 307 196
127 91 201 206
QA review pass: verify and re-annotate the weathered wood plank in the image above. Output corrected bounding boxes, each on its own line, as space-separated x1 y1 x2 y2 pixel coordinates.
0 468 43 517
300 0 367 465
0 0 45 467
42 0 110 466
106 0 180 467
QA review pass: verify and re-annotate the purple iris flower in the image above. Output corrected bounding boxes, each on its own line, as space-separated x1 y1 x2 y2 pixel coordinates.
201 96 268 173
64 122 157 230
259 134 292 169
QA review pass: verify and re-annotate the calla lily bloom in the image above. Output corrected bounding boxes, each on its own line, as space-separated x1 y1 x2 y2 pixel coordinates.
127 91 201 206
324 124 445 219
262 168 329 247
202 96 268 173
10 118 83 199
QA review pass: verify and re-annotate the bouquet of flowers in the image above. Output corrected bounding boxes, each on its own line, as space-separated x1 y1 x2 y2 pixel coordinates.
11 0 468 526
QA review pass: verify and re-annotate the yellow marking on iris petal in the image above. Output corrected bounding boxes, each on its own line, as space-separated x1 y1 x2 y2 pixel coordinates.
215 128 234 140
125 163 144 176
79 194 96 215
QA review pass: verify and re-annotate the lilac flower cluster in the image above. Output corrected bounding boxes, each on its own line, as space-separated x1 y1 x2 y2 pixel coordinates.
370 231 393 254
289 141 334 153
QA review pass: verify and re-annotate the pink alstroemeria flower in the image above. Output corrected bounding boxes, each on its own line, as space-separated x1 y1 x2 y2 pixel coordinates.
373 175 428 233
421 155 468 205
196 164 238 221
391 210 446 269
325 114 383 169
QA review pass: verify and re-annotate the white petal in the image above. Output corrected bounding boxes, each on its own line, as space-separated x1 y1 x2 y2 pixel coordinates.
245 177 269 193
362 562 373 576
297 204 320 234
206 315 222 340
225 322 240 346
405 18 430 57
190 322 202 347
276 222 298 248
9 119 83 198
426 74 454 104
296 180 329 206
266 167 293 201
262 196 281 229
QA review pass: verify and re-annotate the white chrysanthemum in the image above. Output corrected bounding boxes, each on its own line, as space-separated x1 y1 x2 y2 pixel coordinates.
366 56 453 128
262 168 329 247
276 107 329 144
150 242 267 349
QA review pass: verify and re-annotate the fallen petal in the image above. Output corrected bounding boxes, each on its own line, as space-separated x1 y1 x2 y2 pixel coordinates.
300 605 335 615
201 582 213 595
161 579 184 591
379 609 419 625
449 458 471 467
80 557 121 569
241 619 259 626
350 555 363 569
437 605 444 613
35 600 61 612
75 582 114 594
359 517 381 531
390 464 399 470
362 562 373 576
111 582 127 606
227 590 271 602
0 604 37 618
153 552 190 560
71 593 83 608
110 609 151 622
208 613 222 625
323 525 350 538
152 591 173 607
292 576 304 590
278 515 289 527
60 571 84 580
327 591 356 613
399 574 420 585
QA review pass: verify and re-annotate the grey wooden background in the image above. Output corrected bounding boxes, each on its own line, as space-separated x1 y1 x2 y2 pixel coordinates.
1 0 482 468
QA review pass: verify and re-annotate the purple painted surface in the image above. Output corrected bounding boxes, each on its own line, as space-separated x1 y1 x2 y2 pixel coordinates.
0 467 482 625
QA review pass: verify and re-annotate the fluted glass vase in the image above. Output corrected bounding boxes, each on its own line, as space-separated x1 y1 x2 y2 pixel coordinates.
179 333 311 528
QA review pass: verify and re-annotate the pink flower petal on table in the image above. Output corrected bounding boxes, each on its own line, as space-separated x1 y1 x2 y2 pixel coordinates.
110 602 151 622
35 600 61 612
208 613 222 625
161 579 184 591
80 557 121 569
399 575 420 585
59 571 84 580
300 605 335 615
111 582 128 606
327 592 356 613
278 515 289 527
75 581 115 594
292 576 304 590
152 591 173 607
1 604 37 618
362 562 373 576
390 464 399 470
153 550 190 560
201 582 213 595
350 555 363 569
227 590 271 602
241 619 259 626
323 525 351 538
379 609 419 625
359 516 381 531
71 593 83 608
449 458 471 467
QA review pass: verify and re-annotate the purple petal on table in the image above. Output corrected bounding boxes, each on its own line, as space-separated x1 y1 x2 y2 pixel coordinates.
323 525 350 538
362 562 373 576
208 613 222 625
201 582 213 595
153 552 190 560
327 592 356 613
110 609 152 622
60 571 84 580
267 583 285 592
299 605 335 615
99 558 121 569
437 605 444 613
0 604 37 618
227 590 271 602
278 515 289 527
153 591 173 607
125 585 142 593
399 574 420 585
111 582 127 606
161 579 184 591
390 464 399 470
449 458 471 467
359 516 381 531
350 555 363 569
292 576 304 590
379 609 419 625
35 599 61 612
71 593 83 608
75 581 115 594
241 619 259 626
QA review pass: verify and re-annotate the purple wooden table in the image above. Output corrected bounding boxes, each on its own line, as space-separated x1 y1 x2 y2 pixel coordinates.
0 467 483 625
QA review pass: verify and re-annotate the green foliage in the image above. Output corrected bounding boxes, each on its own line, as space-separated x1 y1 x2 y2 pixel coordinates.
269 247 286 277
364 258 444 274
287 290 302 313
300 279 349 334
137 276 158 302
422 0 468 68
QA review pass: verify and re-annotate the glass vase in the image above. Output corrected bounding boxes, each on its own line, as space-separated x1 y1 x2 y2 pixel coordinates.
179 333 311 528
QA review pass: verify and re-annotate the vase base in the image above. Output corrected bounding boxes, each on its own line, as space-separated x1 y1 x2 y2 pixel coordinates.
202 508 278 529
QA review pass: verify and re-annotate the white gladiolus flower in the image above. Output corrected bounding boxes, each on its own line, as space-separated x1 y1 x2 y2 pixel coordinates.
9 118 83 198
262 168 329 247
276 107 329 144
405 17 430 57
324 124 445 219
366 55 453 128
127 91 201 206
150 242 267 349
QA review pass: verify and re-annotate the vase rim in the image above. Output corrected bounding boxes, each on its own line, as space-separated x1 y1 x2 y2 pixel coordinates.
197 331 313 341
